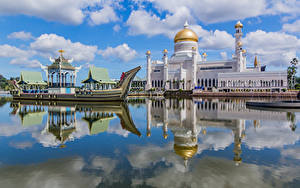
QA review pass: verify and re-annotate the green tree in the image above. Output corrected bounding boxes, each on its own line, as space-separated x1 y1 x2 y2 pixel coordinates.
287 58 298 89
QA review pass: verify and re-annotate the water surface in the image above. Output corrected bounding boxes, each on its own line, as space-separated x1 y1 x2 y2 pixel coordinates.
0 97 299 188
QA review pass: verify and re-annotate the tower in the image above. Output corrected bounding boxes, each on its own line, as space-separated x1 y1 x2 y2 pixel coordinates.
234 21 245 72
163 49 169 90
145 50 151 90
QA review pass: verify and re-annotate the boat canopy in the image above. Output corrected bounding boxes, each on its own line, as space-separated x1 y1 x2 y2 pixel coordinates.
17 71 47 85
81 66 116 84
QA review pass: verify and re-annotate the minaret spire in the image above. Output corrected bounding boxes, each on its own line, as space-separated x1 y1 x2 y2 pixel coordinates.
184 20 189 28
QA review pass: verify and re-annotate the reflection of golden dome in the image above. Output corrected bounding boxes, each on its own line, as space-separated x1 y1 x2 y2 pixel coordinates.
202 52 207 57
235 21 243 28
202 129 207 135
163 133 168 139
237 41 242 46
242 49 246 53
174 144 198 159
146 50 151 55
146 131 151 137
174 23 198 43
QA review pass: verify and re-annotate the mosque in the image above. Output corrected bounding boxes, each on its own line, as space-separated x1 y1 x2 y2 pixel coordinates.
145 21 288 92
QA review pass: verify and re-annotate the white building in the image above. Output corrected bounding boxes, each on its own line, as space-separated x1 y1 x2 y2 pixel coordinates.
145 21 287 92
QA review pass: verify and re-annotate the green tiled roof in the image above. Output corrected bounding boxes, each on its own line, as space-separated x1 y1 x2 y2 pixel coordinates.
48 56 75 70
21 111 46 127
18 71 47 85
82 66 116 84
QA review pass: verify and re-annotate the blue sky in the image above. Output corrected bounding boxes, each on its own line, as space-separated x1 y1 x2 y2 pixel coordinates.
0 0 300 81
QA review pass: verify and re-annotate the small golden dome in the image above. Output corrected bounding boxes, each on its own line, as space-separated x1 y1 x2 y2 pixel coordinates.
235 21 243 28
146 50 151 55
202 52 207 57
146 131 151 137
174 22 198 43
237 41 242 46
242 49 246 53
202 129 207 135
163 133 168 139
163 49 168 53
174 144 198 159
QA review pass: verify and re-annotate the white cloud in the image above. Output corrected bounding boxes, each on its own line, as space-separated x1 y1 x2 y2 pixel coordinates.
143 0 267 24
198 30 235 50
30 34 98 62
220 52 228 60
243 30 300 67
10 58 41 68
113 24 121 32
282 19 300 34
99 43 137 62
89 5 119 25
0 0 99 25
7 31 34 40
0 44 30 58
126 9 234 50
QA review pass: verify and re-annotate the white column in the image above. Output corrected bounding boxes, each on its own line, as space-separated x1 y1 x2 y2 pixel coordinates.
145 51 151 90
163 49 169 90
191 47 197 90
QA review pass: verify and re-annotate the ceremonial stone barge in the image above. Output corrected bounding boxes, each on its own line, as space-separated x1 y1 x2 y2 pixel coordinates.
10 51 140 101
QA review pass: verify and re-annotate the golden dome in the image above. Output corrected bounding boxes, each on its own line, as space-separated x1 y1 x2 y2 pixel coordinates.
146 50 151 55
174 22 198 43
237 41 242 46
202 52 207 57
242 49 246 53
163 49 168 53
174 144 198 159
235 21 243 28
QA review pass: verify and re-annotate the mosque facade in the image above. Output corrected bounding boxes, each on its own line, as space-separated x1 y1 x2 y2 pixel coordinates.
145 21 288 92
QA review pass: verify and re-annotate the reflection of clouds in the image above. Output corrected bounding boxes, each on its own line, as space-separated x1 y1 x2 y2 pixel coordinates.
31 132 60 147
127 144 186 172
0 155 121 188
245 121 300 149
197 131 233 153
106 122 129 137
9 141 34 149
281 147 300 160
0 157 101 188
0 117 36 137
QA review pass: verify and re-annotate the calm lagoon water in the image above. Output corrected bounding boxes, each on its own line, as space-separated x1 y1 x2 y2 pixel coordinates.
0 97 299 188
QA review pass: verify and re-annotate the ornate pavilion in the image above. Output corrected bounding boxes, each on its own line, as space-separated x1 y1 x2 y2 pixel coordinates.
41 50 81 94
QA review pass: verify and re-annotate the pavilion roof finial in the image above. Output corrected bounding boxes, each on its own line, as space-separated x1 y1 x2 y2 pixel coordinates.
58 49 65 57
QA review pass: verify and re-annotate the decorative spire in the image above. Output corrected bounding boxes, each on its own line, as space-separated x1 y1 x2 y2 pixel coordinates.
184 20 189 28
254 56 258 67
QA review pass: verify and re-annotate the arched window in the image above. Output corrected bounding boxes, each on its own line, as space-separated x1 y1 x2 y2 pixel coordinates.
161 80 163 87
201 79 204 87
152 80 154 87
205 79 208 87
281 80 283 87
209 79 211 87
154 80 157 87
158 80 160 87
197 79 200 86
213 79 215 87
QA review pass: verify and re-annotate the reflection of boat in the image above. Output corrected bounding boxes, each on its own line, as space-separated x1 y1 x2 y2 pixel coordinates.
11 66 141 101
246 100 300 110
11 100 141 146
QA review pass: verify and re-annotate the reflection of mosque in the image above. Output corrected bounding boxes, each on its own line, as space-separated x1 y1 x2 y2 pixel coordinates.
146 98 293 165
11 101 140 147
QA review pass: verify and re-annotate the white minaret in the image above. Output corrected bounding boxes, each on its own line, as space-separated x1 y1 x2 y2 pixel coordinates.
163 49 169 90
191 46 198 90
145 50 151 90
234 21 244 72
